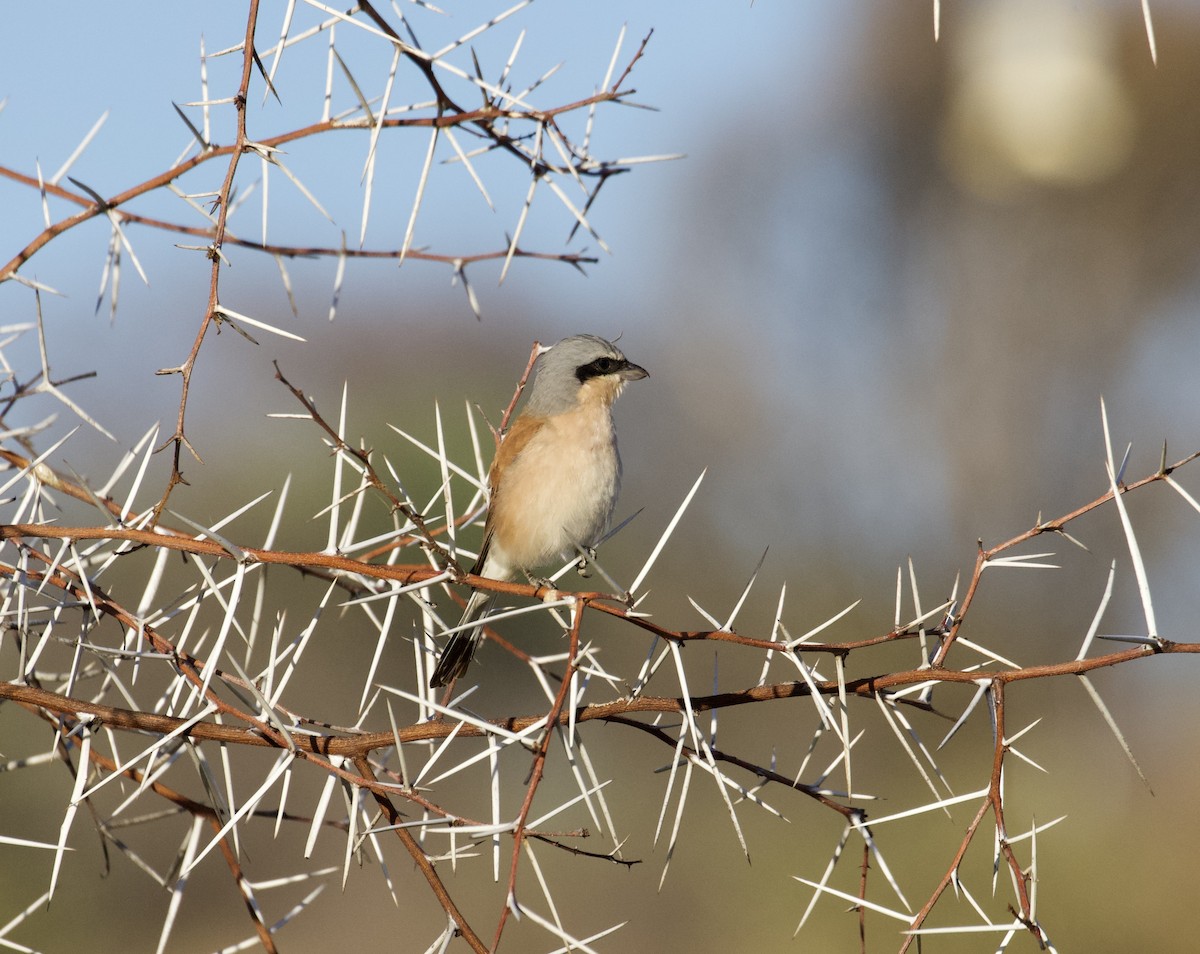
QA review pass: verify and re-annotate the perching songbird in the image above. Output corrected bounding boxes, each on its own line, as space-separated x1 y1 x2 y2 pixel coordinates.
429 335 648 688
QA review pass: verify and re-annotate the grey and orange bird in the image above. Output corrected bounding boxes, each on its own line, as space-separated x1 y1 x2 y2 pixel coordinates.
429 335 648 688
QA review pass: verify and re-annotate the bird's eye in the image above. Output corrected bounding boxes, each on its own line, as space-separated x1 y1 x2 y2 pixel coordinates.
576 355 622 383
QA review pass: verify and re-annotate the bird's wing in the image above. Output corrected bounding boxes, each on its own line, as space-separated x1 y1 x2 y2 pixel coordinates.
472 414 546 575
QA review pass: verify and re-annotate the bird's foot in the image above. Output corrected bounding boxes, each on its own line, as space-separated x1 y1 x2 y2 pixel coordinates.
575 546 597 578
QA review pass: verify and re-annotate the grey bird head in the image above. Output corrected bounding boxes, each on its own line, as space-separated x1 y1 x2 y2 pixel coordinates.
523 335 648 416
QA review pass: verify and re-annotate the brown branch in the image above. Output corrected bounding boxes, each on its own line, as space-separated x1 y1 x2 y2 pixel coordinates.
601 713 856 818
5 641 1194 758
898 797 992 953
609 30 654 93
0 171 598 269
898 681 1045 952
0 523 433 581
858 841 870 954
0 445 436 593
492 598 584 950
1 418 1196 948
935 449 1200 665
353 756 488 953
498 339 543 437
0 566 511 834
0 67 643 283
272 361 454 572
149 0 263 523
987 680 1041 943
36 707 280 953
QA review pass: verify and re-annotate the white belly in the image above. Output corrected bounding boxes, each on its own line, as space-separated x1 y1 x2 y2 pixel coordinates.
488 403 621 572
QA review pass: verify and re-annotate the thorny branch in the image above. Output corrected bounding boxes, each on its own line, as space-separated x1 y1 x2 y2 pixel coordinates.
0 166 601 269
150 0 265 524
0 34 649 284
492 599 585 950
0 4 658 527
0 5 1195 949
272 361 453 571
2 429 1198 949
354 756 489 954
3 637 1191 755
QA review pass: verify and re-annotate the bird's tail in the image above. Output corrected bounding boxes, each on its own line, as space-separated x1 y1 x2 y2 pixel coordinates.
429 588 497 688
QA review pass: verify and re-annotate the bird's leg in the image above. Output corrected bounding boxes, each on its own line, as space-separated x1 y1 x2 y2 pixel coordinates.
522 567 557 591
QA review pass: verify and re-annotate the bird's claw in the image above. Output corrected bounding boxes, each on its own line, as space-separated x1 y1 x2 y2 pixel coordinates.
575 546 597 578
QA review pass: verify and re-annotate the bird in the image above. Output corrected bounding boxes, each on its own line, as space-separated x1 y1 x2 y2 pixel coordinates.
429 334 648 688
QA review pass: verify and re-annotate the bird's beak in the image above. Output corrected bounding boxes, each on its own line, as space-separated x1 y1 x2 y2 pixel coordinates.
619 361 648 381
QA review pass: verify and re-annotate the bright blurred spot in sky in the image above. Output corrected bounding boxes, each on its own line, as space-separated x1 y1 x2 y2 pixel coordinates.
941 0 1136 196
